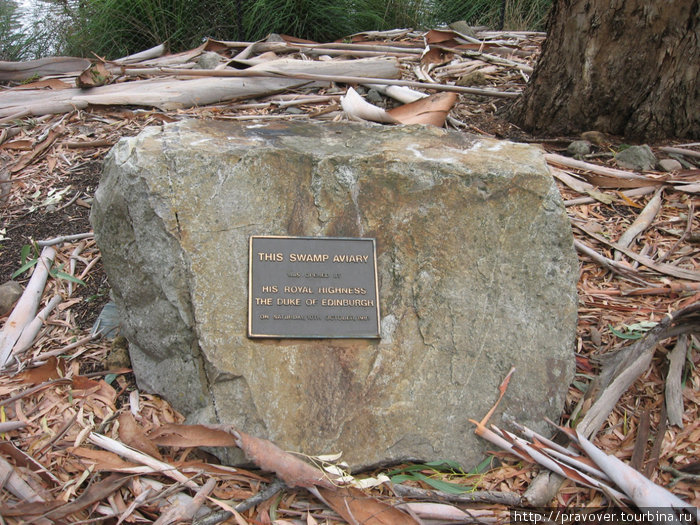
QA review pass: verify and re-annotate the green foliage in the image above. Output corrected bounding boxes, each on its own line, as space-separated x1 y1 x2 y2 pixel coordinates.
11 243 39 279
63 0 246 59
0 0 56 61
0 0 25 61
242 0 425 42
386 457 495 494
4 0 552 62
12 243 85 286
608 321 657 340
433 0 551 31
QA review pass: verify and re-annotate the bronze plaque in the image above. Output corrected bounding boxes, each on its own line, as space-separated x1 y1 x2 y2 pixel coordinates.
248 236 381 339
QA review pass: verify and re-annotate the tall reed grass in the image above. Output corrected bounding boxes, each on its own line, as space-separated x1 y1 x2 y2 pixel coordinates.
0 0 57 60
433 0 551 31
62 0 245 58
1 0 552 61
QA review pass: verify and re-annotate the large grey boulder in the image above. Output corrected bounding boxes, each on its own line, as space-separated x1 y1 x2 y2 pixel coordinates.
91 120 578 470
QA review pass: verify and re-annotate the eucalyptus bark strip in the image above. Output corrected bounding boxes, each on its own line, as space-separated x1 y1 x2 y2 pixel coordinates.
117 63 518 98
659 146 700 159
665 335 688 427
0 246 56 369
12 294 63 356
545 153 655 182
614 188 663 260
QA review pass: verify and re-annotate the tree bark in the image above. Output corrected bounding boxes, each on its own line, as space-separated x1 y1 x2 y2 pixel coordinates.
506 0 699 140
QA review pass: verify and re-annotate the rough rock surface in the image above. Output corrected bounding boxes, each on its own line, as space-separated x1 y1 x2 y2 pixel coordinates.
615 145 657 171
658 158 682 172
566 140 592 157
91 120 578 470
0 280 23 316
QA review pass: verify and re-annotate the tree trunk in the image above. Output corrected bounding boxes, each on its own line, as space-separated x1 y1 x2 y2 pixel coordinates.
506 0 699 140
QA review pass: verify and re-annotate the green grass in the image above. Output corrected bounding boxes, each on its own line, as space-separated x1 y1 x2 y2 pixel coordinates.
62 0 246 59
434 0 551 31
0 0 57 61
1 0 552 62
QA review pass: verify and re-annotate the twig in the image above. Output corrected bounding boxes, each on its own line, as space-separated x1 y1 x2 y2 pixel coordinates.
660 465 700 488
0 378 72 407
32 330 102 362
659 146 700 159
391 483 521 506
545 153 660 183
657 201 694 264
575 225 700 282
0 421 27 433
55 190 82 212
37 232 93 247
67 241 86 297
573 239 648 285
193 478 286 525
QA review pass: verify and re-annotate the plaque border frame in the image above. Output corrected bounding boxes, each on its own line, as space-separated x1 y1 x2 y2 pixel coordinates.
248 235 381 339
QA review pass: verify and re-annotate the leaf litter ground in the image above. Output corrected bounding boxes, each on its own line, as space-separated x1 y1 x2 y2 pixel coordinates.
0 27 698 523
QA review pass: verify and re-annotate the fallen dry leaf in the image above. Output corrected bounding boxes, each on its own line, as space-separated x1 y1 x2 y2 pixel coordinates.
230 427 336 489
17 356 62 384
12 78 73 90
118 412 163 459
70 446 141 471
149 423 238 448
314 487 420 525
77 61 113 88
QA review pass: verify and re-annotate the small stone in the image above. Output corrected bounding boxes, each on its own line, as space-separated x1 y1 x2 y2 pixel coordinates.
195 52 223 70
581 131 608 146
615 145 657 171
457 71 488 86
658 158 682 172
366 89 383 104
566 140 592 157
284 106 304 114
105 336 131 369
0 280 23 316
